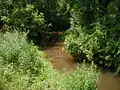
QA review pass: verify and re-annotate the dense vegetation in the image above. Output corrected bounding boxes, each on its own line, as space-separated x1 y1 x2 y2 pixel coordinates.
0 0 99 90
1 0 120 89
64 0 120 73
0 32 59 90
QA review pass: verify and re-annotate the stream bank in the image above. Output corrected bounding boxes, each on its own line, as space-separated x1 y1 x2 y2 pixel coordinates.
44 42 120 90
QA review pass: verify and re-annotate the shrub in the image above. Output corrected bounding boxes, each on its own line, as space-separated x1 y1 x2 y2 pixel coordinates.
69 0 99 27
63 63 99 90
0 0 28 16
1 4 45 34
65 0 120 73
0 31 63 90
0 0 45 38
65 25 104 60
0 0 71 33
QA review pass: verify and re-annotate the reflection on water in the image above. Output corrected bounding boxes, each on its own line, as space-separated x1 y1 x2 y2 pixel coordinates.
44 43 120 90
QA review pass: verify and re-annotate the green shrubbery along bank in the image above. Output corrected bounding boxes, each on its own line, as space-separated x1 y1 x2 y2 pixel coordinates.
0 0 99 88
0 0 119 89
0 31 59 90
65 0 120 73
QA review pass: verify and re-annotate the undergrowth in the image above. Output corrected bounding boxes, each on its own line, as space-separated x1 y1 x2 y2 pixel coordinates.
0 31 99 90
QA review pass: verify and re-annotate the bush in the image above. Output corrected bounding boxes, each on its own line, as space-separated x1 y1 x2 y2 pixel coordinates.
65 0 120 73
0 0 70 33
65 25 104 60
63 63 99 90
1 4 45 34
69 0 99 27
0 0 28 16
0 0 45 38
0 31 63 90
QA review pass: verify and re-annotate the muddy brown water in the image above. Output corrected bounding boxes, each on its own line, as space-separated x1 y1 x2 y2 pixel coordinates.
44 43 77 72
44 42 120 90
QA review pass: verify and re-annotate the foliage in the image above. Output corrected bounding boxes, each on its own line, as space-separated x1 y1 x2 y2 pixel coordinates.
0 31 62 90
69 0 99 27
65 0 120 73
1 5 45 34
0 0 28 16
0 0 71 41
65 25 104 60
34 0 71 30
0 0 45 39
98 12 120 73
63 63 99 90
0 0 101 89
0 0 71 31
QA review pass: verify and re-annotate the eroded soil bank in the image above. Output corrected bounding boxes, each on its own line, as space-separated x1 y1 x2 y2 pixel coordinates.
44 42 120 90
